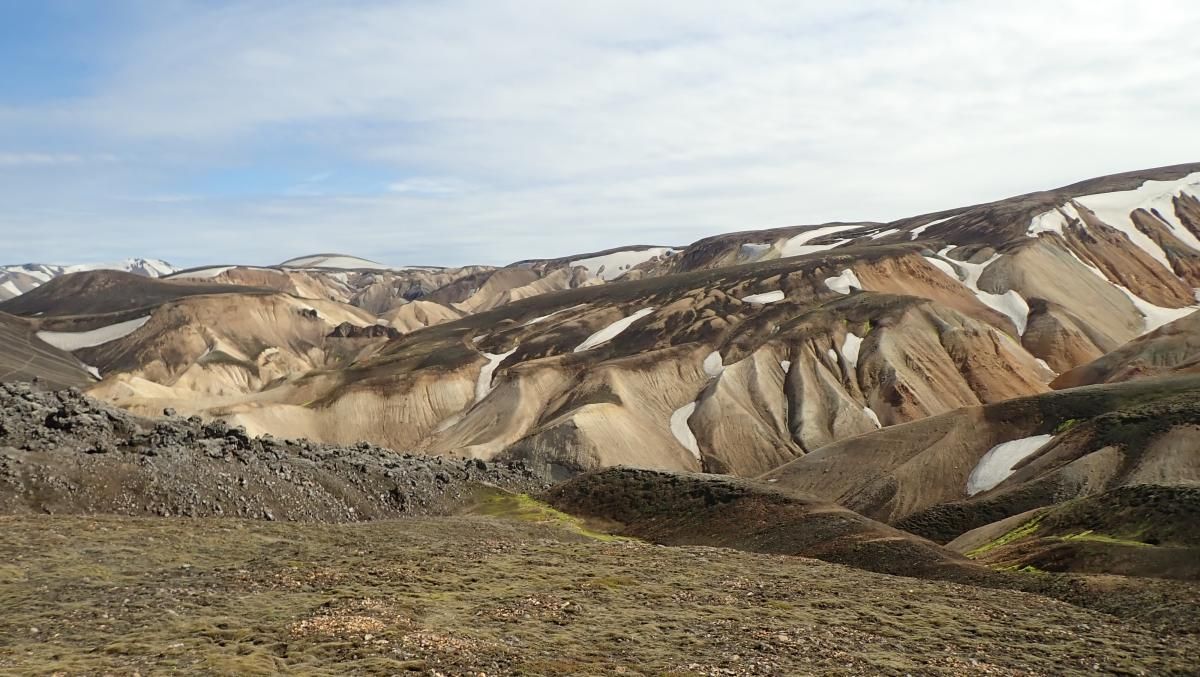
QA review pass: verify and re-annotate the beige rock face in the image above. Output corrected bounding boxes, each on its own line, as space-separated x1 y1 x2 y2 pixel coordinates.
84 293 378 407
784 339 876 454
1000 240 1143 352
382 300 464 333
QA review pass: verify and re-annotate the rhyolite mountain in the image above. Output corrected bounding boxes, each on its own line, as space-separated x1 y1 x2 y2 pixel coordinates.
3 163 1200 582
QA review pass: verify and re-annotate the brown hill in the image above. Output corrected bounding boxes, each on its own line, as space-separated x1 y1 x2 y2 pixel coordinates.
946 485 1200 581
0 270 271 318
763 375 1200 531
0 312 93 389
545 467 976 580
1053 311 1200 387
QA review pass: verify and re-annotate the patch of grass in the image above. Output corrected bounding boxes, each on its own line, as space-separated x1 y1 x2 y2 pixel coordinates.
967 515 1044 558
1053 418 1081 434
466 490 631 542
998 564 1046 574
1057 530 1152 548
589 575 637 589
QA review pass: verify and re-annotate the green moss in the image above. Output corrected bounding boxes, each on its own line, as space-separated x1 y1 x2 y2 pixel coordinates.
966 515 1044 558
997 564 1046 574
1057 530 1152 548
468 490 630 543
1053 418 1081 434
590 576 637 589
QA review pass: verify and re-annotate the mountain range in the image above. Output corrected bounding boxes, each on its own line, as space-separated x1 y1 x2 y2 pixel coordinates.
3 163 1200 672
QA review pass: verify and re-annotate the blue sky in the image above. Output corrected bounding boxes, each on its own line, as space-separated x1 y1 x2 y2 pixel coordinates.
1 0 1198 268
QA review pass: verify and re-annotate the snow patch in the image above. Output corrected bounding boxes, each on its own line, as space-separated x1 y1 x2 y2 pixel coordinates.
934 248 1029 335
703 351 724 377
570 248 673 281
0 280 20 297
173 266 234 280
910 215 955 240
1072 172 1200 270
37 316 151 351
824 269 862 295
281 254 393 270
83 365 101 380
841 332 863 369
869 228 899 240
475 347 518 402
780 360 791 374
521 306 575 327
967 435 1054 495
779 225 861 257
863 407 882 428
741 290 785 304
574 308 655 352
670 402 701 460
1027 203 1083 236
739 243 772 261
1060 247 1197 335
1115 286 1197 334
923 256 959 278
520 314 554 327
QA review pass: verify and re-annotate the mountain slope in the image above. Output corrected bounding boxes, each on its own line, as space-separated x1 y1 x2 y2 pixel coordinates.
0 258 175 301
0 313 93 389
0 270 271 318
1052 311 1200 387
762 375 1200 528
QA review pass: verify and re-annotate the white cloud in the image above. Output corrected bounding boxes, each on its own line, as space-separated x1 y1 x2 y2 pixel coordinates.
0 152 118 167
1 0 1198 266
386 177 472 195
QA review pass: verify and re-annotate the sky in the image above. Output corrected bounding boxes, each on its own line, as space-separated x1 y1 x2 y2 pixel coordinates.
1 0 1198 268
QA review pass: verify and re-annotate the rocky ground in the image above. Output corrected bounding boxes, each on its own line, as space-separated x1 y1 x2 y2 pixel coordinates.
2 514 1199 676
0 382 547 520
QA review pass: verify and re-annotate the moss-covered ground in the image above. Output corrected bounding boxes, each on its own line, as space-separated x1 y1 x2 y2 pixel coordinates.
2 513 1198 675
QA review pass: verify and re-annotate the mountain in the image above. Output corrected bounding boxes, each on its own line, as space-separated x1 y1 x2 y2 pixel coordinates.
278 252 403 270
0 258 175 301
4 164 1200 672
2 164 1196 475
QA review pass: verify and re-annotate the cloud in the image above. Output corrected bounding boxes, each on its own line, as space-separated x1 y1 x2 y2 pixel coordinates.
1 0 1198 266
0 152 118 167
386 177 472 195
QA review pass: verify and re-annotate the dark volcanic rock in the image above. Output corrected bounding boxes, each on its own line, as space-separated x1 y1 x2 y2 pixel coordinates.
0 382 547 521
328 321 401 339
